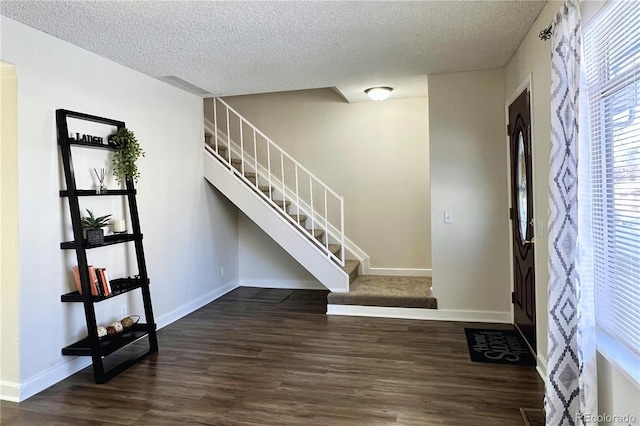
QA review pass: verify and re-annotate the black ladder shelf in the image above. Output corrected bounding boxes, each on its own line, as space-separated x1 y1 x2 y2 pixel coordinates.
57 109 158 384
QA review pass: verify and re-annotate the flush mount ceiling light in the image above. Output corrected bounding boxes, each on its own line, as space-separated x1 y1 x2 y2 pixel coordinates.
365 87 393 101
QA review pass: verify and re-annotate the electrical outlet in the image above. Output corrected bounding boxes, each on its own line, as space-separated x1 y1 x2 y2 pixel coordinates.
444 211 453 224
121 305 127 318
220 267 225 277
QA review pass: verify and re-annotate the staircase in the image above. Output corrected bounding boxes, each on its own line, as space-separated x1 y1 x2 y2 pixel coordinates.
203 98 359 292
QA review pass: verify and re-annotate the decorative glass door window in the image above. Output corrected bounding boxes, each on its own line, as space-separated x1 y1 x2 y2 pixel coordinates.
517 131 528 242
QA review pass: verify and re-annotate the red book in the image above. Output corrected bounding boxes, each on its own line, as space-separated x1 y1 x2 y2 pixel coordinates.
72 266 99 296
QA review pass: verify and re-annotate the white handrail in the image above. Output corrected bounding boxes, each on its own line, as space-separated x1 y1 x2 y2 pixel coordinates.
208 97 345 266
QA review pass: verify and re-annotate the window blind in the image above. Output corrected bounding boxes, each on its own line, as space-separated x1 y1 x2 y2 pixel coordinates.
584 0 640 357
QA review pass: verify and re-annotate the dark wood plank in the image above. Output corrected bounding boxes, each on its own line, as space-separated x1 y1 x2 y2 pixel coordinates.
1 289 544 425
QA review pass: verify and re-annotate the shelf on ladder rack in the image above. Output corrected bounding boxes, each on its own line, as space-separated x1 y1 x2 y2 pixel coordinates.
56 108 158 384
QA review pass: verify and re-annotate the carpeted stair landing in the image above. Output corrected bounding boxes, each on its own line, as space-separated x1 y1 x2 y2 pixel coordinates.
327 275 437 309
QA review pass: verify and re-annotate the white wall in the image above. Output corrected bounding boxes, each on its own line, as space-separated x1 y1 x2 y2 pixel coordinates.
238 213 323 290
428 68 511 320
221 89 430 272
0 17 239 401
0 61 20 398
597 352 640 425
505 0 640 420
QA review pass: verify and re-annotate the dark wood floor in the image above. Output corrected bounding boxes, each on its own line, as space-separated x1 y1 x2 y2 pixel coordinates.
1 288 544 425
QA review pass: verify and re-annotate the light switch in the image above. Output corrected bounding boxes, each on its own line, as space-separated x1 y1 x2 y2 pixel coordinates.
444 211 453 224
536 220 544 238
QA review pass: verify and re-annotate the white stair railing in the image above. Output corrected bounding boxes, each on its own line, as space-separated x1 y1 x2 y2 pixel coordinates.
205 98 345 267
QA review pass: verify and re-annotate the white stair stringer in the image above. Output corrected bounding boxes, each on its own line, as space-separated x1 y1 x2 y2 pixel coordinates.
204 150 350 293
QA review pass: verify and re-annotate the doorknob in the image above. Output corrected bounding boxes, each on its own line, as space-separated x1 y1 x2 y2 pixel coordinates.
523 237 535 244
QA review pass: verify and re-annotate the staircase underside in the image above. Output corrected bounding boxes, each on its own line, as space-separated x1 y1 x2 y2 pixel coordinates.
204 147 350 292
327 276 437 309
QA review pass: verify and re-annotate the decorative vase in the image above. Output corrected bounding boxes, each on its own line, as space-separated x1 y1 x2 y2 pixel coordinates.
86 229 104 247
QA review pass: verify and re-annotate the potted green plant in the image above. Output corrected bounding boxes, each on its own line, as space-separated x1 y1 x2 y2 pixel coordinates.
81 209 112 247
110 128 145 184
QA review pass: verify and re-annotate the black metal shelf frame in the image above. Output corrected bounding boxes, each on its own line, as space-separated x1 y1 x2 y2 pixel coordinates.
67 140 119 150
60 189 136 197
62 323 152 357
60 233 141 250
57 109 158 384
61 277 149 302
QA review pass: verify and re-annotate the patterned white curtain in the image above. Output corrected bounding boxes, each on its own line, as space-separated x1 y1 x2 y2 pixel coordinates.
547 1 598 425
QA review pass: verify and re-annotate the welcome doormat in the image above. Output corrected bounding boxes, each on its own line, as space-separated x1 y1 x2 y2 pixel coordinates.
464 328 536 366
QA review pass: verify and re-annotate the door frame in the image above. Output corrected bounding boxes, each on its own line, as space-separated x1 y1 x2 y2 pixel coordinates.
504 74 539 353
1 61 20 401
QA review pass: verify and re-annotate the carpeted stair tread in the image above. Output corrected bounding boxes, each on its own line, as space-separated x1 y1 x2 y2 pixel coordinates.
311 229 324 238
205 138 228 151
342 259 359 274
327 275 437 309
232 160 244 171
206 141 227 152
341 259 360 284
204 132 224 147
328 244 341 256
273 199 291 208
247 184 272 199
206 142 230 160
289 214 307 222
244 172 258 184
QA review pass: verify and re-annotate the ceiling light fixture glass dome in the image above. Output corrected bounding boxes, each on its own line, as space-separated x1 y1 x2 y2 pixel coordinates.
365 87 393 101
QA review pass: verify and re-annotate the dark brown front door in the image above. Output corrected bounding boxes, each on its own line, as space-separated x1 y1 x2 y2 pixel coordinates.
508 89 536 353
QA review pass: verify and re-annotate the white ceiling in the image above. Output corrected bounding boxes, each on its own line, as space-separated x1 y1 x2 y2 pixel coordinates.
0 1 547 102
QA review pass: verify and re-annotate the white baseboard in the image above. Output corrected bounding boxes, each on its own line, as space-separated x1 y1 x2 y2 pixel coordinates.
536 354 548 382
364 267 432 277
1 381 20 402
326 304 511 323
239 279 325 290
155 280 239 329
3 281 239 403
2 357 92 402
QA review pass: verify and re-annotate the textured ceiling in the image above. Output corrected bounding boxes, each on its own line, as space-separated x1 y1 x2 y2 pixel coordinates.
0 1 546 102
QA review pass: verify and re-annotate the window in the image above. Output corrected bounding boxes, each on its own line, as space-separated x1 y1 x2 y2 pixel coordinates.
584 0 640 377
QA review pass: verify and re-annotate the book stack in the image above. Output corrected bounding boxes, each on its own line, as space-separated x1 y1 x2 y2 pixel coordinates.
72 265 112 297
